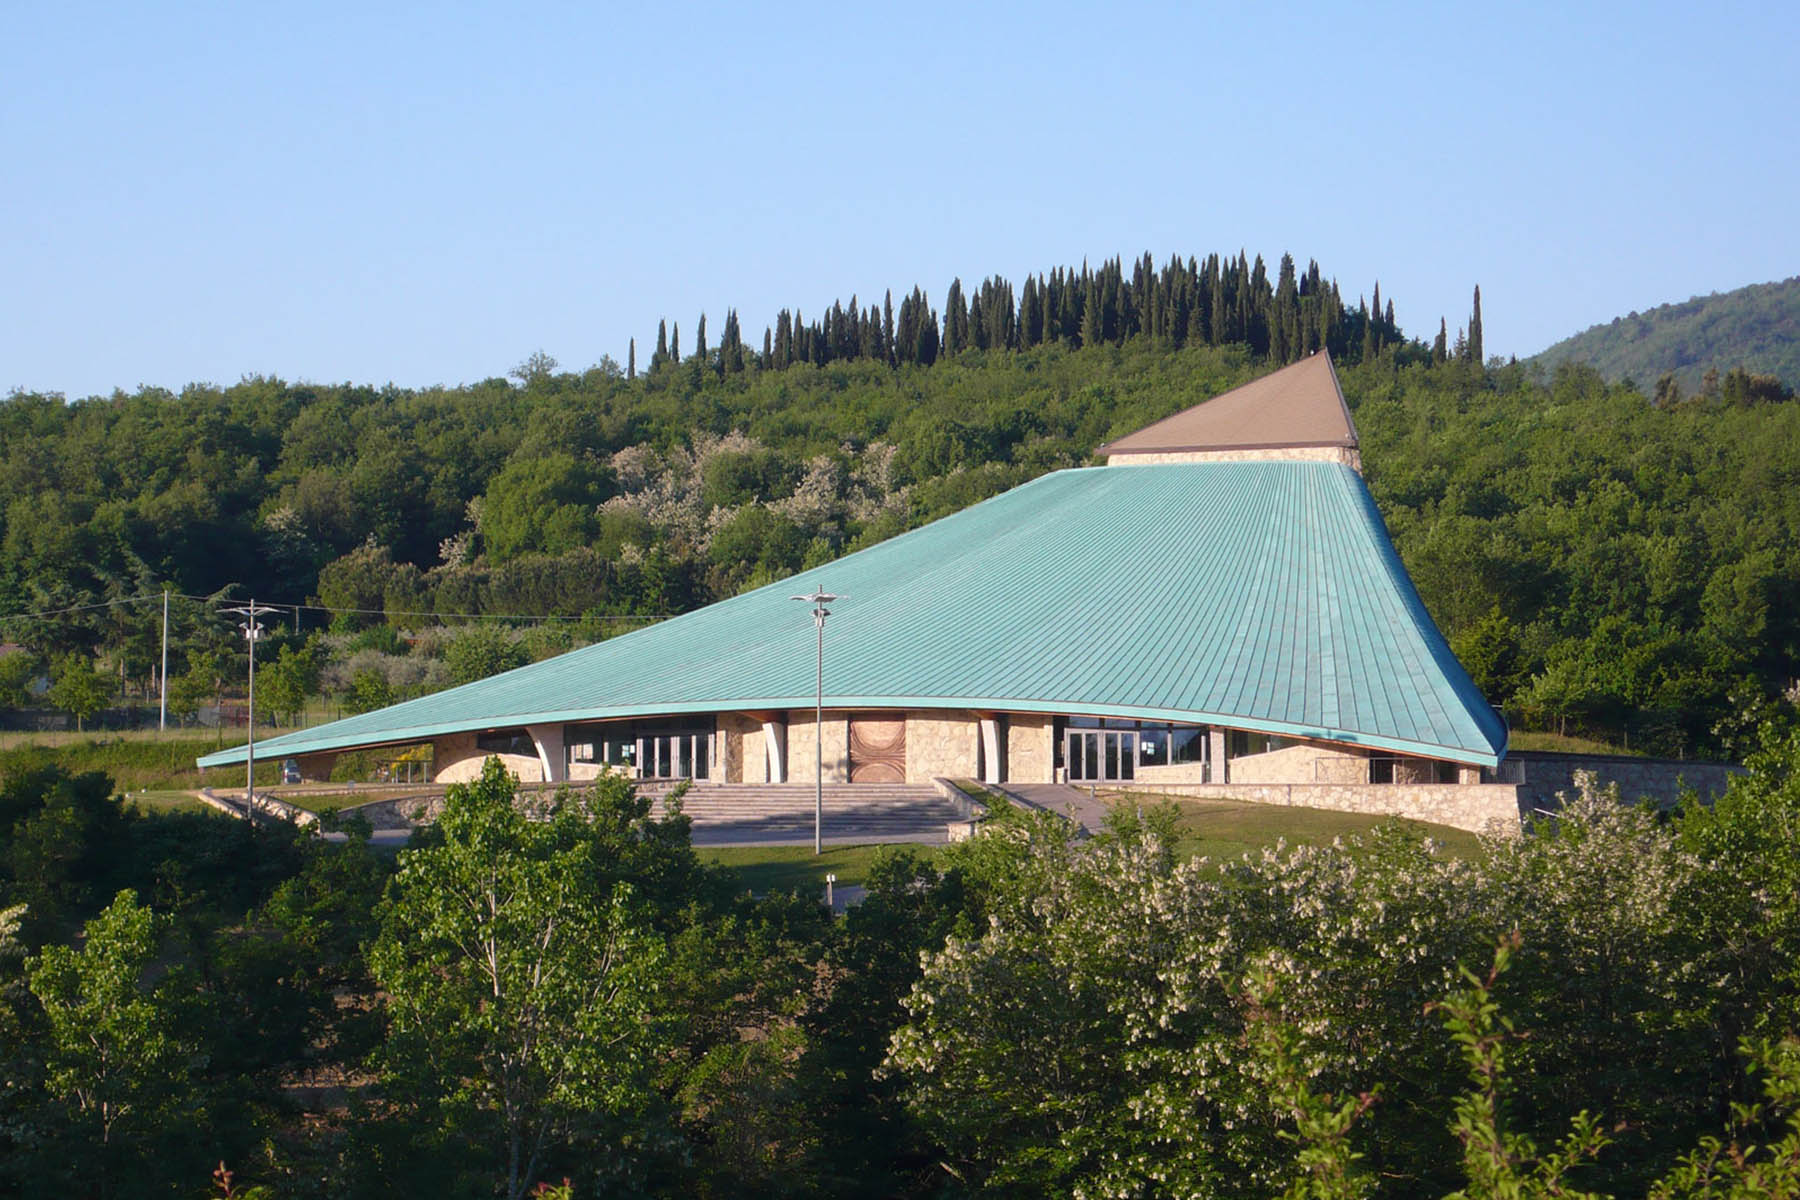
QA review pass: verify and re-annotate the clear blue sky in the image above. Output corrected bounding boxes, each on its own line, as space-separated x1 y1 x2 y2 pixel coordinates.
5 0 1796 399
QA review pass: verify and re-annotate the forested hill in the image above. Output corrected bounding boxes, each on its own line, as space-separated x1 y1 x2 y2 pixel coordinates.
3 256 1798 759
1525 276 1800 397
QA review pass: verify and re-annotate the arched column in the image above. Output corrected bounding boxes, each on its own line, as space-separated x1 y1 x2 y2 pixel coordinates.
763 718 787 783
527 722 568 783
979 715 1006 784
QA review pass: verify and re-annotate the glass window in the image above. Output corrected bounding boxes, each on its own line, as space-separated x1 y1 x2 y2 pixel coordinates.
1169 726 1207 764
476 729 535 756
1229 730 1299 758
1137 730 1167 766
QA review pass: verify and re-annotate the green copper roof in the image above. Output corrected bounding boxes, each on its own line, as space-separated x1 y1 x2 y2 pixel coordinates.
200 462 1507 770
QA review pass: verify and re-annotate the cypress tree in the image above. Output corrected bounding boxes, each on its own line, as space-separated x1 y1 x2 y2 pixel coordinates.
1102 257 1124 343
1020 275 1041 347
1273 253 1299 363
1246 254 1270 357
670 322 680 363
1366 284 1381 360
654 320 669 371
695 313 707 365
763 326 772 366
1204 255 1223 345
914 304 939 365
628 337 636 380
883 291 896 365
896 291 919 364
774 310 792 368
1468 285 1484 365
943 278 968 355
721 309 742 374
1433 318 1448 365
1080 273 1103 348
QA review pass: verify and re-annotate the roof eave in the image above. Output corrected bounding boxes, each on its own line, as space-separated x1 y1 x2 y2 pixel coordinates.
197 694 1503 772
1096 437 1360 455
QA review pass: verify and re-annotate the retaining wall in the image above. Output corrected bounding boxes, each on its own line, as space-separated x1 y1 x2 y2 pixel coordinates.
1511 752 1742 813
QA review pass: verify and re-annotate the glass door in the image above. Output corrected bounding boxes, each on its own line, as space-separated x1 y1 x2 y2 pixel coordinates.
1066 729 1137 782
641 731 710 780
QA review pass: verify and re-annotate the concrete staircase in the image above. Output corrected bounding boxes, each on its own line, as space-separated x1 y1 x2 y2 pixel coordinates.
643 782 968 845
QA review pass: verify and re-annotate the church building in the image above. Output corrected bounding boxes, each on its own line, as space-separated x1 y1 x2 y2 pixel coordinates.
201 352 1517 829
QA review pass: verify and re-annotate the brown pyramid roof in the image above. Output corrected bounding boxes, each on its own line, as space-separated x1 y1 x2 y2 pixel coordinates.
1096 350 1358 456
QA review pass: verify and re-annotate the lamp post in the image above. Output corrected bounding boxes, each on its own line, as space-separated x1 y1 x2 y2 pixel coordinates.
223 600 279 806
790 584 843 855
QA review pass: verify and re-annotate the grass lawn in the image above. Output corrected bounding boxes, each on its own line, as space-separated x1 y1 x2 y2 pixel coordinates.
702 842 943 895
1096 791 1486 861
703 793 1481 899
267 787 429 817
0 732 287 793
119 788 211 815
1506 729 1643 756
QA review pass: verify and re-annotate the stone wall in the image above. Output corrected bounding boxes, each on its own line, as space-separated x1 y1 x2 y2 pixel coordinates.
717 713 761 784
567 758 609 782
1148 781 1526 836
908 711 980 781
1512 752 1742 813
1007 714 1055 783
1135 760 1212 785
1225 741 1371 784
1107 445 1361 471
787 710 850 784
433 731 543 784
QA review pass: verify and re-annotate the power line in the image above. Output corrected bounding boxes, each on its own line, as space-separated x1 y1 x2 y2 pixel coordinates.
0 592 165 620
2 590 676 625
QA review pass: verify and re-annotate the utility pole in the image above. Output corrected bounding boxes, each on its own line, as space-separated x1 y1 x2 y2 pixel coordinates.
223 600 279 803
158 589 169 732
790 584 843 855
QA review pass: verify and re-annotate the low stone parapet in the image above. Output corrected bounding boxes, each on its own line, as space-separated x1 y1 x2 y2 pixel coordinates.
1128 781 1527 836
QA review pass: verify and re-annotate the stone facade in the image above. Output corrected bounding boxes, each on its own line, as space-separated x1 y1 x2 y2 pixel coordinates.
567 757 613 782
1226 741 1371 784
1007 714 1055 783
787 710 851 784
1107 445 1361 471
907 711 980 780
717 712 761 784
433 730 542 784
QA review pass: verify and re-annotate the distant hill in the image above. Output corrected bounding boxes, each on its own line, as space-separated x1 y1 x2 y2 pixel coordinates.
1525 276 1800 394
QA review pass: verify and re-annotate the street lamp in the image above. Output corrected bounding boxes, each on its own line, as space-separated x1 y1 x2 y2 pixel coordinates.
222 600 280 807
789 584 843 855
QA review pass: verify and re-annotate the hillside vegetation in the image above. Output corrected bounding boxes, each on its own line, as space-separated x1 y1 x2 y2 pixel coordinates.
1525 275 1800 396
2 256 1797 758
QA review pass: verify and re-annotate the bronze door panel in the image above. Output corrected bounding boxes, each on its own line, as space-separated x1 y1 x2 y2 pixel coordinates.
848 716 906 783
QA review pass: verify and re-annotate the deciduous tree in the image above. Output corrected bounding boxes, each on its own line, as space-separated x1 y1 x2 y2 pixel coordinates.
368 759 672 1200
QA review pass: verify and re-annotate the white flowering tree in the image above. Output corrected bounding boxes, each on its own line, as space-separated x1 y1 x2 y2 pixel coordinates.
884 778 1751 1197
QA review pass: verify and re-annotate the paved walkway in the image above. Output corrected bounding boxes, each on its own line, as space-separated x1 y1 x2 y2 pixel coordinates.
992 782 1117 835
